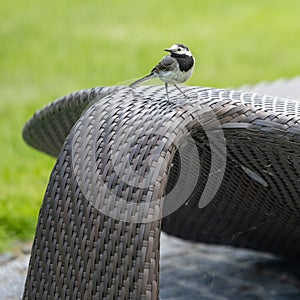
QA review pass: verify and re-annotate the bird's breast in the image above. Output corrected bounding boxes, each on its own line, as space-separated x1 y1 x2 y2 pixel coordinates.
176 55 194 72
158 66 194 84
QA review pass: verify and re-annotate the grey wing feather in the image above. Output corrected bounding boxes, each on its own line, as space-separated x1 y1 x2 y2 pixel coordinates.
151 55 177 74
129 55 176 88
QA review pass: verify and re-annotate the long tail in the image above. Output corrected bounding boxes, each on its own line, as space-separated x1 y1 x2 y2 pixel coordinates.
129 74 154 88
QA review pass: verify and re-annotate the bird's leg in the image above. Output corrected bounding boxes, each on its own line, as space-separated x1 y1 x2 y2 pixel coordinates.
174 84 188 98
165 82 170 103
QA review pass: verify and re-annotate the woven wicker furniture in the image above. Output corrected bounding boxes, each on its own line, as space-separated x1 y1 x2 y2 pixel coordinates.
22 85 300 299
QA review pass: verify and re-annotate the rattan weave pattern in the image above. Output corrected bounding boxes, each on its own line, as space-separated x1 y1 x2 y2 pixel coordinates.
23 85 300 299
23 86 300 157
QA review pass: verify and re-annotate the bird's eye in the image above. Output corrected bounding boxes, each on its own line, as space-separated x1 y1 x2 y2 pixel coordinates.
178 48 181 51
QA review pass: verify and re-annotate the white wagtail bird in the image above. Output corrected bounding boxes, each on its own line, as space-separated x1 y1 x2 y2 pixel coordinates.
129 43 195 102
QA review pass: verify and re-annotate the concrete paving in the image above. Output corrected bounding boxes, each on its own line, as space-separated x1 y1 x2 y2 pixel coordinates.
160 234 300 299
0 233 300 299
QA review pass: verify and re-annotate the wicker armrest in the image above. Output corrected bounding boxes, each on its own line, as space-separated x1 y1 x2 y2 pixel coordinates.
23 86 300 299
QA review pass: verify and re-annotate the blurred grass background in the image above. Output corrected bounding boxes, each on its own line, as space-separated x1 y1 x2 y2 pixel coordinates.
1 0 300 252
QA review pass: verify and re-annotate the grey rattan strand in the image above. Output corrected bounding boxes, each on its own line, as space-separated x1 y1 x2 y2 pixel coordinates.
22 85 300 299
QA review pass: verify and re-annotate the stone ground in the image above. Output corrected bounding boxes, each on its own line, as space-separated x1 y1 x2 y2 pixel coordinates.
0 233 300 300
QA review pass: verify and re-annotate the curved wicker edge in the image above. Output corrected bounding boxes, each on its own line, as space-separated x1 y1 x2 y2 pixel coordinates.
239 76 300 101
23 86 300 299
22 85 300 157
22 86 122 157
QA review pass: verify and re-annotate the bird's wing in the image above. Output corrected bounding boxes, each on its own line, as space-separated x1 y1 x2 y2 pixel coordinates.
151 55 177 74
130 56 177 88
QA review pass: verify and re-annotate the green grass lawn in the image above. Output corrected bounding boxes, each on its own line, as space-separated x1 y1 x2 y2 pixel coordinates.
1 0 300 252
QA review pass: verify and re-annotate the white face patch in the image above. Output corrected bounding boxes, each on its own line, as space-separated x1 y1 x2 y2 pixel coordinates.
169 44 180 51
168 44 192 57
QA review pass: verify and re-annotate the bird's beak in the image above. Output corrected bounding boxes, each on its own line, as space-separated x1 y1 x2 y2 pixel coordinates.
164 48 172 53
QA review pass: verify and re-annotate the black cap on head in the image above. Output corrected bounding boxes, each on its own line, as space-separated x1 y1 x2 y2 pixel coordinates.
176 44 189 51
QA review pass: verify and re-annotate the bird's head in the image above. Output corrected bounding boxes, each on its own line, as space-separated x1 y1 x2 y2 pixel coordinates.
164 44 192 57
